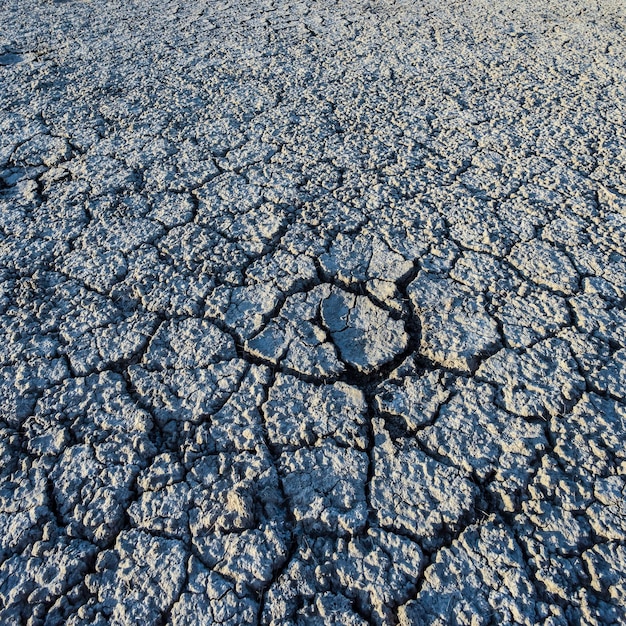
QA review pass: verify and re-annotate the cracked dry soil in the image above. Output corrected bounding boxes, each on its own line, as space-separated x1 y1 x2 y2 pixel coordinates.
1 0 626 624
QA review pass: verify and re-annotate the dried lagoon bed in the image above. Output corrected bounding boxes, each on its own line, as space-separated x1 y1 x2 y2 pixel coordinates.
1 0 626 624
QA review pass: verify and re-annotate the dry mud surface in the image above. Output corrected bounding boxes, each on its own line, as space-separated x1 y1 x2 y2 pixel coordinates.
1 0 626 624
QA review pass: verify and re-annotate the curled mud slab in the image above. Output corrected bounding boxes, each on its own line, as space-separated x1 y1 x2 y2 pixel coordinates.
1 0 626 624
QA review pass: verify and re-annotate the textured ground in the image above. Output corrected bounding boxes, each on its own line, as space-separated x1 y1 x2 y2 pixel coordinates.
1 0 626 624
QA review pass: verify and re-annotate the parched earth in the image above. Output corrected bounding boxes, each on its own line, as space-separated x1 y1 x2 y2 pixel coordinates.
1 0 626 624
